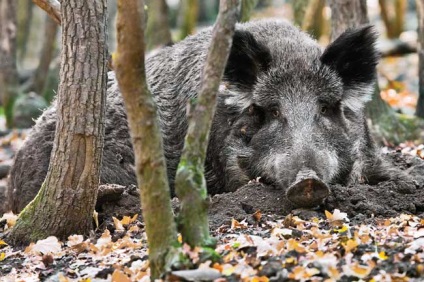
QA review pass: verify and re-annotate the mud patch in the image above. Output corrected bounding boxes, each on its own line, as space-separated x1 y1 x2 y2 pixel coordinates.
97 152 424 231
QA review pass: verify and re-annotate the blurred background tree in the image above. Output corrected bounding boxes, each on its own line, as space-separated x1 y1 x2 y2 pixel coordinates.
0 0 18 129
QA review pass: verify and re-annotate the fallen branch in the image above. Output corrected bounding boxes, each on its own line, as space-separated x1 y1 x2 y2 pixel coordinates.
378 38 417 57
32 0 61 25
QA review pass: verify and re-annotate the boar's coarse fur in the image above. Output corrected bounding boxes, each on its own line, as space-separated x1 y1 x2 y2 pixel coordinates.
7 20 412 212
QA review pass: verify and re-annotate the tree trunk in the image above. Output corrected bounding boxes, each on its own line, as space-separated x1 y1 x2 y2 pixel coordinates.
328 0 409 144
107 0 117 51
379 0 407 39
328 0 368 41
302 0 326 39
114 0 177 279
17 0 34 65
416 0 424 118
31 16 58 95
292 0 309 27
175 0 240 247
0 0 18 129
7 0 107 245
240 0 258 22
146 0 173 50
178 0 199 40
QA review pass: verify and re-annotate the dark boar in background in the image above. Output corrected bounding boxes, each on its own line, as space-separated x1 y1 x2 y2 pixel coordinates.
6 20 412 212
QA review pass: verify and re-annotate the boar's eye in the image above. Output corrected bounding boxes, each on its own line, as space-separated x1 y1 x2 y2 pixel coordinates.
272 109 280 118
320 105 328 114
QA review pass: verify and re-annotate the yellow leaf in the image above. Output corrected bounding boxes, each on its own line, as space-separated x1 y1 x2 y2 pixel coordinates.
0 239 8 247
342 239 358 252
252 276 269 282
0 252 5 261
111 269 131 282
325 210 332 219
58 273 70 282
80 278 91 282
378 251 388 260
131 214 138 223
121 216 132 225
222 264 236 276
334 224 349 233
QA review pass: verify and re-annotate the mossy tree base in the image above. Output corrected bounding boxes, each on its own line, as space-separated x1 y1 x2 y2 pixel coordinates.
7 0 107 246
175 0 240 248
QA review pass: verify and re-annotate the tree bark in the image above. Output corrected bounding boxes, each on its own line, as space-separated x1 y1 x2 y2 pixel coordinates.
178 0 199 40
31 16 58 95
7 0 107 245
175 0 240 247
114 0 178 278
145 0 173 50
328 0 368 41
32 0 61 24
416 0 424 118
0 0 18 129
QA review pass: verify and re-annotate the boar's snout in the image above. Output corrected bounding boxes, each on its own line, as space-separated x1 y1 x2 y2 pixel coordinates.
286 167 329 208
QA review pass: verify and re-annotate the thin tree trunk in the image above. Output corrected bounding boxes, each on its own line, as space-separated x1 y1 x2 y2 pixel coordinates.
114 0 177 278
379 0 407 39
178 0 199 40
328 0 409 144
416 0 424 118
240 0 258 22
107 0 117 51
17 0 34 65
7 0 107 245
146 0 173 50
0 0 18 129
394 0 407 37
379 0 396 38
328 0 368 41
175 0 240 247
31 16 58 95
292 0 309 27
302 0 326 39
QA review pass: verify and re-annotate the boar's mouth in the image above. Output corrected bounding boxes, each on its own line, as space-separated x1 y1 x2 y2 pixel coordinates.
286 168 330 208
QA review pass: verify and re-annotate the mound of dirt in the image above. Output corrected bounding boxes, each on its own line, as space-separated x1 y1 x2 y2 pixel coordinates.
97 152 424 231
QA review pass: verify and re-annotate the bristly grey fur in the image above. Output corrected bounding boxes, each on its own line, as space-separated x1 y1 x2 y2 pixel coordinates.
7 19 413 212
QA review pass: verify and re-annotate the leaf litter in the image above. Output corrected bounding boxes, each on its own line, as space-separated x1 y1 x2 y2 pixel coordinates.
0 209 423 281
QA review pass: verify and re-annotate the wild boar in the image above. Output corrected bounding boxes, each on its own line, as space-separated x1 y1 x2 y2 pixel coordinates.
6 20 412 212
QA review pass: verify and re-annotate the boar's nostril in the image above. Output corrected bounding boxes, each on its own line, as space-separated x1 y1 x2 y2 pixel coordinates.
286 168 329 208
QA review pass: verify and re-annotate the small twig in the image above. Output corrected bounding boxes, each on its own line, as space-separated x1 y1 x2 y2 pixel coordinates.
32 0 61 25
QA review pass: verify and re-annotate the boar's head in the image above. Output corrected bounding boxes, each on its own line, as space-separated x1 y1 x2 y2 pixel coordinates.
206 24 379 208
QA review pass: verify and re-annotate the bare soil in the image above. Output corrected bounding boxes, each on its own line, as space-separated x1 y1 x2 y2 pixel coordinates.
97 151 424 231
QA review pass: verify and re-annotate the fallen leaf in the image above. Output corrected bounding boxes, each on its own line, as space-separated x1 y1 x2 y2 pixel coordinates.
30 236 61 255
1 212 18 229
111 269 131 282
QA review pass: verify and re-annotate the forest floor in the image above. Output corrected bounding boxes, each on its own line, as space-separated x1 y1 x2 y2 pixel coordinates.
0 131 423 281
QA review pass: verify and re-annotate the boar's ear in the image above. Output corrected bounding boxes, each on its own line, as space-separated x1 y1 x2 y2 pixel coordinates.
320 25 379 111
224 30 272 89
